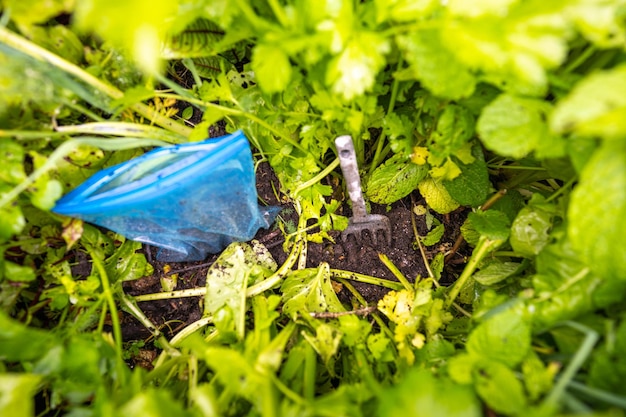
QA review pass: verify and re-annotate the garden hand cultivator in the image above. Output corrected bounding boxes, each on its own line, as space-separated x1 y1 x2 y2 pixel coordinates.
335 135 391 246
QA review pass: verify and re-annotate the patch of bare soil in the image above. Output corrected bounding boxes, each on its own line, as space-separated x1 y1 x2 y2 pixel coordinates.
120 161 470 351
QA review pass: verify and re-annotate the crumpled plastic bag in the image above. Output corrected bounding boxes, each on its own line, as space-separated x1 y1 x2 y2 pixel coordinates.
53 130 280 261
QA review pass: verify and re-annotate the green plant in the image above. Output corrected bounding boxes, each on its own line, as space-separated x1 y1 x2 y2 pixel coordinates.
2 1 626 416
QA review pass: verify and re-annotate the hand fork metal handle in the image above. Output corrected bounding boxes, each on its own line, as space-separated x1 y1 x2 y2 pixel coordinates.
335 135 368 222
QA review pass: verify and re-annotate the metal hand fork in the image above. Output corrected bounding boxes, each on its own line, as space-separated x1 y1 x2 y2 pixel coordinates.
335 135 391 246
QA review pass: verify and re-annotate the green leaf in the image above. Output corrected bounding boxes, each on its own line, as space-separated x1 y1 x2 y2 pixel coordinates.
104 240 152 282
522 351 555 401
302 323 343 369
162 18 225 59
3 261 36 282
398 28 476 100
418 178 460 214
326 32 389 100
530 229 626 330
421 222 445 247
251 43 292 94
0 139 26 184
551 64 626 140
477 94 558 159
569 141 626 280
120 389 192 417
443 144 490 207
0 310 57 361
3 0 72 26
366 154 427 204
467 210 511 242
467 307 531 367
442 2 569 95
588 316 626 396
0 190 25 242
473 359 527 415
205 242 276 338
0 373 42 417
473 262 521 286
281 263 345 319
510 202 555 257
74 0 177 73
379 368 481 417
430 104 475 163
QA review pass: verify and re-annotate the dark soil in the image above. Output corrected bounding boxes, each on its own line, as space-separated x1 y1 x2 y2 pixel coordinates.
120 160 471 350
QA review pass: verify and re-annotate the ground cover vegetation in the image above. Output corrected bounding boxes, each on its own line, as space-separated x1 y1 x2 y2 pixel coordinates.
1 0 626 416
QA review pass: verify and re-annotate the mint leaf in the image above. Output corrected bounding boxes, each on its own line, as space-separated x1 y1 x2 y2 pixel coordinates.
467 307 531 367
443 144 490 207
569 141 626 280
430 104 475 163
398 28 476 100
473 359 528 415
477 94 557 159
551 64 626 140
510 202 555 257
418 178 460 214
366 154 427 204
473 262 522 286
252 43 292 94
467 210 510 242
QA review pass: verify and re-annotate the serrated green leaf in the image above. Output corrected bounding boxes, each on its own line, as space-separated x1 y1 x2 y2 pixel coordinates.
430 104 475 162
473 359 527 415
443 144 490 207
366 154 427 204
551 64 626 140
467 307 531 367
252 44 292 94
467 210 510 242
418 178 460 214
477 93 557 159
398 28 476 100
473 262 521 286
569 141 626 280
281 263 345 319
510 204 554 257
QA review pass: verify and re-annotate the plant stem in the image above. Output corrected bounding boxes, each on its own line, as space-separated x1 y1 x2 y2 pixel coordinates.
542 322 599 409
55 122 186 143
330 269 404 291
446 236 502 307
292 157 340 196
378 253 413 292
369 57 403 175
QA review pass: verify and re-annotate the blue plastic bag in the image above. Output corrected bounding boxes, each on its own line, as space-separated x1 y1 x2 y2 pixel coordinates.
53 130 280 261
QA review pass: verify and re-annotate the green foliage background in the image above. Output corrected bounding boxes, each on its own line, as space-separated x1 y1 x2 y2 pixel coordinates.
1 0 626 416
